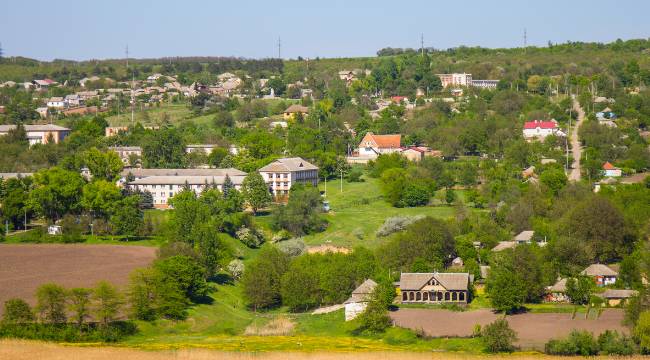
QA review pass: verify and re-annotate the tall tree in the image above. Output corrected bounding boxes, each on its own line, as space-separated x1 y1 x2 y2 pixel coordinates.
28 168 85 222
84 148 123 182
68 288 92 327
242 172 271 215
92 281 123 327
242 246 289 310
36 283 67 324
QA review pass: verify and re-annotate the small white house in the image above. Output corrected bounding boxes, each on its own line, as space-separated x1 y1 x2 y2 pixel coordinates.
344 279 377 321
523 120 565 140
46 97 66 109
602 162 622 177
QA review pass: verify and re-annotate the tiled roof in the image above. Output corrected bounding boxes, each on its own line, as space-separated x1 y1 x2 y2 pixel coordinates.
514 230 534 242
581 264 618 277
128 175 245 186
399 272 470 291
363 132 401 149
599 289 638 299
258 157 318 172
602 162 617 170
547 278 567 292
344 279 377 304
284 104 309 113
524 120 557 129
0 124 70 132
492 241 517 252
121 168 246 178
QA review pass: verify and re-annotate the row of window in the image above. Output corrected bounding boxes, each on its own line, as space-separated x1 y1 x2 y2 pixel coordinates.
402 291 465 302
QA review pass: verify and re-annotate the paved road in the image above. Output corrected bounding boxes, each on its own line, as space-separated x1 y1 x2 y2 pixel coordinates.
568 96 585 182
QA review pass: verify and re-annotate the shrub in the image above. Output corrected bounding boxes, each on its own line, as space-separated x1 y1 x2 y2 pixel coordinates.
597 330 636 355
276 238 306 257
481 318 517 353
376 215 424 237
236 226 265 248
0 322 136 342
545 330 599 355
346 167 364 182
2 299 34 324
227 259 245 280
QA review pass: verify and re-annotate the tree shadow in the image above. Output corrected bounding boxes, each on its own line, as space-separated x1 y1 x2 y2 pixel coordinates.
209 273 234 285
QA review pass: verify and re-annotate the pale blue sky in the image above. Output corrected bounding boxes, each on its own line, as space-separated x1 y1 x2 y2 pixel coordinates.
1 0 649 60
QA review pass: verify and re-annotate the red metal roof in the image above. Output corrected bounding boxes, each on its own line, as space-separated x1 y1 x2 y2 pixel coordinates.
602 162 617 170
524 120 557 129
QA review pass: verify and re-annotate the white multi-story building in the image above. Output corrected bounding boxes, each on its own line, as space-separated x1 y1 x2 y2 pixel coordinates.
119 168 245 185
46 97 66 109
258 157 319 197
437 73 473 88
126 172 246 208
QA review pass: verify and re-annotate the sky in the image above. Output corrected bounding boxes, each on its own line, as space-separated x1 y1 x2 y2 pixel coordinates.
1 0 649 61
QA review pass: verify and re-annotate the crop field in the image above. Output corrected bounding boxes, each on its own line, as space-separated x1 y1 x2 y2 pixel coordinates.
390 308 629 350
4 339 650 360
0 244 156 314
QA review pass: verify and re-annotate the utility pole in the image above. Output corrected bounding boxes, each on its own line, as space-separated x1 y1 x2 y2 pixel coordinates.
340 169 343 193
277 37 281 59
125 44 129 69
420 33 424 57
131 72 135 124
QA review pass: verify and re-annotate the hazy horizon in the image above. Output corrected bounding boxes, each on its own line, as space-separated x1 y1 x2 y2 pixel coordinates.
2 0 649 61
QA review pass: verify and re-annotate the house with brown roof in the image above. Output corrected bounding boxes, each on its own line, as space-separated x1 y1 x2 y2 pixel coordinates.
344 279 377 321
598 289 638 306
358 132 401 158
545 278 569 303
258 157 319 197
397 272 472 304
283 104 309 120
581 264 618 286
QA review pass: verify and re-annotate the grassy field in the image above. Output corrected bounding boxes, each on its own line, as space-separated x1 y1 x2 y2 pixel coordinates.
255 177 460 249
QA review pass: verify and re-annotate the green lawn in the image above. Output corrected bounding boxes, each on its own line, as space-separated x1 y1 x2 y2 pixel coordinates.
255 177 459 249
106 103 196 127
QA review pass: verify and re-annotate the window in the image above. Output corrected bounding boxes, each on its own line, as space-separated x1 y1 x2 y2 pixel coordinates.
169 192 173 197
160 192 164 197
168 185 172 190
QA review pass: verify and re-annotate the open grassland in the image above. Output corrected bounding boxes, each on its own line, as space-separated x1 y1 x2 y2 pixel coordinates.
5 339 650 360
0 244 156 314
255 177 459 249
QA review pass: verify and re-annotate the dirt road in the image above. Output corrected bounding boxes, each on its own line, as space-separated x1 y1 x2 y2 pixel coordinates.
568 96 585 181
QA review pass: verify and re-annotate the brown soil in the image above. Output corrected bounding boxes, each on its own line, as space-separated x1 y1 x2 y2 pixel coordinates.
390 308 629 349
5 339 649 360
0 244 156 313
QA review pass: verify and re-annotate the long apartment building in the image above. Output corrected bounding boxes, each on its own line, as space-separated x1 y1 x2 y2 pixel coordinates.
437 73 499 90
0 124 70 146
258 157 319 197
124 168 246 209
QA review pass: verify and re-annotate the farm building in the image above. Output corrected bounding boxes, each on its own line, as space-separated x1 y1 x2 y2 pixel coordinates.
344 279 377 321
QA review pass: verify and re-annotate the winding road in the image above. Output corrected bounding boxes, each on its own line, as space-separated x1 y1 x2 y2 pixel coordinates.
568 96 585 182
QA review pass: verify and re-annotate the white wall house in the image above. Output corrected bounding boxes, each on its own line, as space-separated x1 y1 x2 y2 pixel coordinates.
344 279 377 321
523 120 565 140
602 162 622 177
258 157 319 197
357 132 401 158
46 97 66 109
437 73 473 88
185 144 219 154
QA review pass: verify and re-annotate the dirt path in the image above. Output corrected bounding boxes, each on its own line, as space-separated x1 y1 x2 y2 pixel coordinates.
568 96 585 182
390 308 628 350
